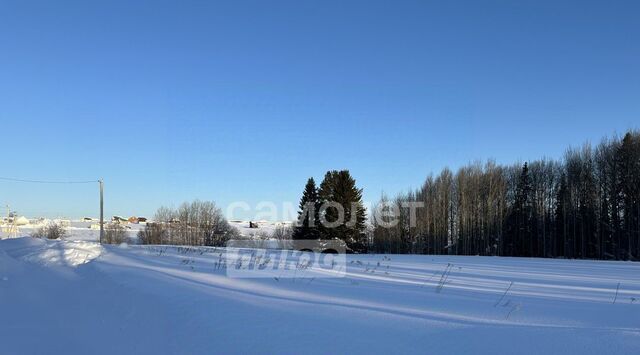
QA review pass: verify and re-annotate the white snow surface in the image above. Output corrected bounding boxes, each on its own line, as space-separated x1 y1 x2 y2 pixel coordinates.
1 236 639 354
1 219 288 242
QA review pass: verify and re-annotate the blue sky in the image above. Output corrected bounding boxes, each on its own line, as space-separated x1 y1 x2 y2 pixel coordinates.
0 0 638 220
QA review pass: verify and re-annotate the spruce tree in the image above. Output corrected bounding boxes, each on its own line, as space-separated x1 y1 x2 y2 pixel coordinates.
518 163 534 256
616 133 640 259
504 163 534 256
318 170 367 252
554 173 569 257
578 155 597 258
292 178 320 240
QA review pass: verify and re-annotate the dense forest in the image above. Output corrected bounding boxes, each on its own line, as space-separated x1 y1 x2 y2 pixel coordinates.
371 130 640 260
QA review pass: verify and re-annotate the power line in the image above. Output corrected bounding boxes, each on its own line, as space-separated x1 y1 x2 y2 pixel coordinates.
0 176 98 184
0 176 105 244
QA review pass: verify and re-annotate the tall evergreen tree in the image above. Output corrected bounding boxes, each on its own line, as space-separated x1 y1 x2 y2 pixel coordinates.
578 147 597 258
595 141 615 259
617 133 640 260
504 163 534 256
318 170 367 252
292 178 320 240
554 173 569 257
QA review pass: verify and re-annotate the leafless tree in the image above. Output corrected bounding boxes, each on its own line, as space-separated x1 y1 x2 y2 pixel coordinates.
104 223 129 244
139 200 238 246
272 225 293 249
370 130 640 260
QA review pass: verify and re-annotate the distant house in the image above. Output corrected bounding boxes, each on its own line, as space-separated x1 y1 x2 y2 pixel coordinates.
128 216 139 224
137 217 148 223
111 216 128 224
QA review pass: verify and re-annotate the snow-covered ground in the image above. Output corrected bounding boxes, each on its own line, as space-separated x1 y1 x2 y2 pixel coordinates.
1 236 639 354
0 220 144 242
228 220 292 238
0 219 288 242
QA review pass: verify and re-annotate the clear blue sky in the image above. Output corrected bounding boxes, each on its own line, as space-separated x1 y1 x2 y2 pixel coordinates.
0 0 638 220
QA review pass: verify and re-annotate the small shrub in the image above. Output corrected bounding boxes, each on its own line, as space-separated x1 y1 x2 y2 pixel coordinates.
138 223 167 245
103 223 129 244
272 225 293 249
32 223 67 240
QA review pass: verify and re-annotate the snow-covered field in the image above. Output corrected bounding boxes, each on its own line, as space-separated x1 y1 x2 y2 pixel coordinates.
0 220 291 241
0 219 287 242
1 235 639 354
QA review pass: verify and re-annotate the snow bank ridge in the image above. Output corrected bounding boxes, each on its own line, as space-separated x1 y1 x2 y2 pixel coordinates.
23 240 103 267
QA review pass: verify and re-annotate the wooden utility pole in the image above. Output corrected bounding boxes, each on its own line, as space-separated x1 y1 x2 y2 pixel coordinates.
99 179 104 244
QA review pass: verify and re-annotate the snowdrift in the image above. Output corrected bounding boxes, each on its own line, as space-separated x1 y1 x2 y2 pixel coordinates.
1 237 639 354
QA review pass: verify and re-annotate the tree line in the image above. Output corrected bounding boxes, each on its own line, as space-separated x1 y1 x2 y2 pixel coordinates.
371 130 640 260
138 200 238 246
